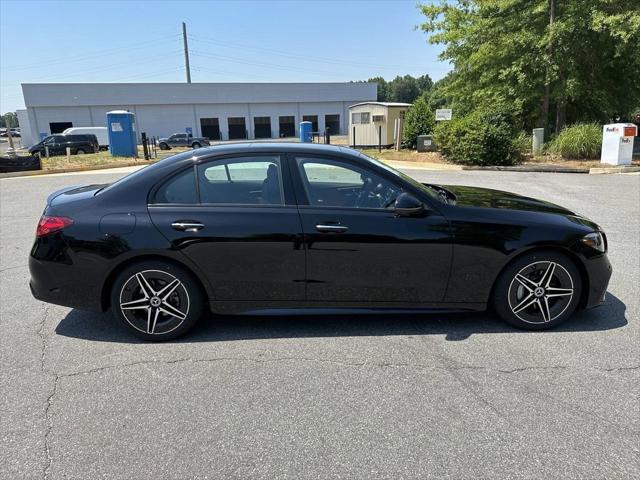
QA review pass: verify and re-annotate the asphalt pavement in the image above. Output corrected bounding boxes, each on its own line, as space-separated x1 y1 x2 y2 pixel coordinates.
1 167 638 479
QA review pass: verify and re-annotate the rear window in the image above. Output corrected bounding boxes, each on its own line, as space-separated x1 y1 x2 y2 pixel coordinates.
153 167 197 204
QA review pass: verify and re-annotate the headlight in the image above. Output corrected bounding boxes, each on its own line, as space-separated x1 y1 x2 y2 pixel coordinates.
581 231 606 253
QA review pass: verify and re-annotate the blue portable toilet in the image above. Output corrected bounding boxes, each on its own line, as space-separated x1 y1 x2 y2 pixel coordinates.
107 110 137 157
299 121 312 143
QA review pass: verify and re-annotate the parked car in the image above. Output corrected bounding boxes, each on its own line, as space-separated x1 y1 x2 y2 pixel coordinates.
158 133 209 150
0 129 20 137
28 134 98 156
29 143 612 341
62 127 109 150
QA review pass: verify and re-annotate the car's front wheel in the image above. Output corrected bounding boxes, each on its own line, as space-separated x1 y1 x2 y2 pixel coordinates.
192 142 201 149
159 142 169 150
493 251 582 330
110 260 204 341
76 148 85 155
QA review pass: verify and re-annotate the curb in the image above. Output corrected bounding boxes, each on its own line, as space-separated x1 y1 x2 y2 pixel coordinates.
461 165 589 173
0 160 156 179
588 166 640 174
462 165 640 174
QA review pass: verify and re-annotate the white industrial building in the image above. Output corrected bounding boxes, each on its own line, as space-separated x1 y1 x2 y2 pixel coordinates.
19 82 377 147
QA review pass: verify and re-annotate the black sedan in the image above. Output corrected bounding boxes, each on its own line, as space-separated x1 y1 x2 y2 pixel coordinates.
29 143 612 341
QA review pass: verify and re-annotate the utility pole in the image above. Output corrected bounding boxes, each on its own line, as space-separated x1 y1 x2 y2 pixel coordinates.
182 22 191 83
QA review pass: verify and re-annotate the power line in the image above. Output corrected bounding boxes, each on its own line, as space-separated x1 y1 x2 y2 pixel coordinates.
191 50 337 76
190 66 272 80
18 52 184 83
188 33 447 72
3 34 181 71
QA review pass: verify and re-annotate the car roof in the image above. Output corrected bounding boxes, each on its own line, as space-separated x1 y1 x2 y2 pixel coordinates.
193 141 356 158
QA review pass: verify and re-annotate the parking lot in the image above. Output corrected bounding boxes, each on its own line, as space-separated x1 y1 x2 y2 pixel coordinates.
1 167 638 479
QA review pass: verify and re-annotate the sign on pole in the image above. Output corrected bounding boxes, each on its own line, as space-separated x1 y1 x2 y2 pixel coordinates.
435 109 453 121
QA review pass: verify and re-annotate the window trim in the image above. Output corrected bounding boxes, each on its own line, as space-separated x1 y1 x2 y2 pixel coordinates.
148 154 293 208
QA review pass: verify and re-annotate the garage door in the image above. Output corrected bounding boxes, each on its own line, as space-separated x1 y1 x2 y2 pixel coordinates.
228 117 247 140
254 117 271 139
302 115 318 132
279 116 295 137
49 122 73 134
325 115 340 135
200 118 220 140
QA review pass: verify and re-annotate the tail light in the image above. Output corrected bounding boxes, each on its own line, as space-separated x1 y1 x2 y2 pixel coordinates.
36 215 73 237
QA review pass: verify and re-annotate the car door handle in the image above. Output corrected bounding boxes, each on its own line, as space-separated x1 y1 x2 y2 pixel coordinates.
315 223 348 233
171 221 204 232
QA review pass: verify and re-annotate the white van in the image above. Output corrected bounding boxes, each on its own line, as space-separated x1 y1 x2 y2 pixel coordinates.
62 127 109 150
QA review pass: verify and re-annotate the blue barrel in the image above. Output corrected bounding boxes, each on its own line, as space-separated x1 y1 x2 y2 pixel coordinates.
107 110 137 157
299 121 312 143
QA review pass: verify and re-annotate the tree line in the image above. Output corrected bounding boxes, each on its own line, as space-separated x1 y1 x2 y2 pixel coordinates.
419 0 640 135
0 112 18 129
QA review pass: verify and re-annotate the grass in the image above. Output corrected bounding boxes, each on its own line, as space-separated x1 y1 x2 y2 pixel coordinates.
549 123 602 159
39 146 193 170
358 148 447 165
34 142 638 171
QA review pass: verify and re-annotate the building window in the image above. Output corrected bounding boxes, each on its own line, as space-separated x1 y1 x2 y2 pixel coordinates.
351 112 370 124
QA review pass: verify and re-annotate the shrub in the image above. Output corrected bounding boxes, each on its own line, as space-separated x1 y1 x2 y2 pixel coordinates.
433 107 519 166
549 123 602 159
513 131 532 156
402 96 435 148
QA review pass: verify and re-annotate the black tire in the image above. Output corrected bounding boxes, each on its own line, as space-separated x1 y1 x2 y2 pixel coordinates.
76 148 86 155
192 142 201 149
492 250 582 330
159 142 169 150
110 260 204 341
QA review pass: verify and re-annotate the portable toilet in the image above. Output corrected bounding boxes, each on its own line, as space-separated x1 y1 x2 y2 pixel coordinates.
107 110 137 157
299 121 312 143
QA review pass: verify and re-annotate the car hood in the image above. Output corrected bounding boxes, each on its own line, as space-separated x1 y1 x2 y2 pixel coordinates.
438 184 575 215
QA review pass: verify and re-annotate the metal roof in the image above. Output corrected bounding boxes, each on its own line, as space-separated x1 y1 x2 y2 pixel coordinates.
348 102 412 109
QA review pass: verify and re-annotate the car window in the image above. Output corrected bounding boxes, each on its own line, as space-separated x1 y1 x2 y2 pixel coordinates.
153 167 197 204
197 156 283 205
297 157 401 209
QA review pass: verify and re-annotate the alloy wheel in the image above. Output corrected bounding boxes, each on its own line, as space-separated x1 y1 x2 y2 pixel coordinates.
119 269 190 335
507 261 574 324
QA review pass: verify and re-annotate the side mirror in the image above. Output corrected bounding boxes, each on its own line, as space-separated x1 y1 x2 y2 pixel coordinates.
394 192 427 217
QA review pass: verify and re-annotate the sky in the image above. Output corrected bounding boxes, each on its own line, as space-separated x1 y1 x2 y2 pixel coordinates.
0 0 449 113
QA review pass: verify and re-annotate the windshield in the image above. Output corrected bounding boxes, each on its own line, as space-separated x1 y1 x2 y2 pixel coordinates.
356 151 443 202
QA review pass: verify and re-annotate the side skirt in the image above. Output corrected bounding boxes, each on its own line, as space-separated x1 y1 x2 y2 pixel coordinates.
208 301 487 315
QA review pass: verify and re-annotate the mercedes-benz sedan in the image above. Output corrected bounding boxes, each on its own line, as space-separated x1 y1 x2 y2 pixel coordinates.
29 143 612 341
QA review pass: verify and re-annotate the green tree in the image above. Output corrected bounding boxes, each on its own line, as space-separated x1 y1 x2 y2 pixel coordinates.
1 112 18 128
416 74 434 94
367 77 389 101
402 96 436 148
389 75 421 103
419 0 640 134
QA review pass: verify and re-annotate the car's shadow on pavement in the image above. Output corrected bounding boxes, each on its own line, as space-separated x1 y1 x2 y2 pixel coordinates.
55 292 628 344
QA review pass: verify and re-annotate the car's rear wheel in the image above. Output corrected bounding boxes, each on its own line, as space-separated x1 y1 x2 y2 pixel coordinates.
110 260 204 341
76 148 85 155
493 251 582 330
192 142 201 149
159 142 169 150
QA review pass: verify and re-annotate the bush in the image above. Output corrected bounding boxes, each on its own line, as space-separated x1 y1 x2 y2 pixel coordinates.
402 96 435 148
549 123 602 159
433 107 520 166
513 131 532 155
